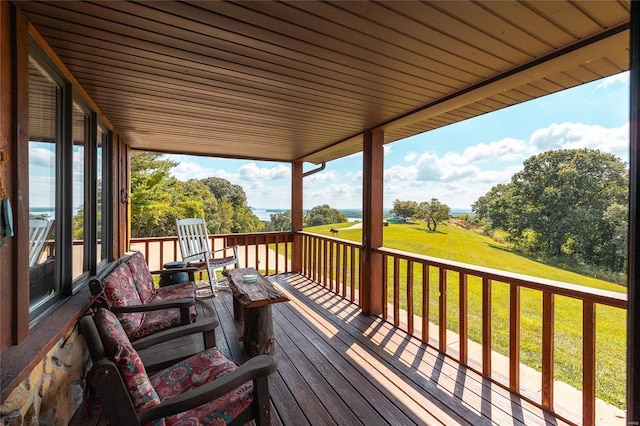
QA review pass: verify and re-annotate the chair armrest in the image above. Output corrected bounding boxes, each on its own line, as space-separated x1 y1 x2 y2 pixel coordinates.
110 298 195 313
210 245 238 255
132 316 219 351
138 355 278 423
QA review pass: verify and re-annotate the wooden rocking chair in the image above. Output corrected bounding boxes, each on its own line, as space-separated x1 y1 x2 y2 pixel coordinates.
175 218 239 298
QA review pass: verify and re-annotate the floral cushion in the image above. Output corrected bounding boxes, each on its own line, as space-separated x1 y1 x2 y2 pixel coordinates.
130 309 184 340
126 251 156 304
154 283 198 320
94 309 161 413
103 262 144 333
150 348 253 425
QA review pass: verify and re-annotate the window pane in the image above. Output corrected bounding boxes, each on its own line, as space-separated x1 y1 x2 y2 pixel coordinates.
72 103 87 279
28 58 58 306
97 125 107 263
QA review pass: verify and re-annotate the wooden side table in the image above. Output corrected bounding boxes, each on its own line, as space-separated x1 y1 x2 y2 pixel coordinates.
222 268 290 356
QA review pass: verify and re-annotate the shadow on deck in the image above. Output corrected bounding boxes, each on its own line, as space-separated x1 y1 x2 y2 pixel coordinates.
72 272 574 425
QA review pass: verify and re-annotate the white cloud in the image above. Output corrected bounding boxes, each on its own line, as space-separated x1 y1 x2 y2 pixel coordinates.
236 162 290 182
306 170 336 183
529 122 628 162
385 164 418 182
404 152 417 162
454 138 535 164
384 145 392 156
171 159 217 181
29 143 55 169
596 72 629 90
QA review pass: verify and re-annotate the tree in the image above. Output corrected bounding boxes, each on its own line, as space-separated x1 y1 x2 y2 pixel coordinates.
390 199 418 221
130 152 179 237
416 198 450 231
305 204 347 226
472 149 628 272
268 210 291 231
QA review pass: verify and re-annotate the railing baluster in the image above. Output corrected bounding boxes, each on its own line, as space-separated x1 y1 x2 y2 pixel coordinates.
394 257 400 327
350 246 356 302
322 239 328 287
329 240 335 291
459 272 468 364
407 260 414 335
382 254 388 320
583 301 596 426
422 264 429 343
542 290 555 410
439 268 447 352
342 243 347 297
482 277 492 375
510 285 521 391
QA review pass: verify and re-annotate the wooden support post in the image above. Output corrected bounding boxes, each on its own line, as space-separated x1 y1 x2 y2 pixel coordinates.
628 1 640 422
291 161 303 272
361 129 384 315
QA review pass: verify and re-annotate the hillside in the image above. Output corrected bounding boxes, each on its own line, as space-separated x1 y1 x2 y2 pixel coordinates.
312 220 625 293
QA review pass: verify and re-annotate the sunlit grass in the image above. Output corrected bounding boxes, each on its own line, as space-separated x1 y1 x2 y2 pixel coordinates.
304 221 627 408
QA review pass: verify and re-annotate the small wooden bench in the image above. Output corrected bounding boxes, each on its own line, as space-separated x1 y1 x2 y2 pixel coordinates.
222 268 290 356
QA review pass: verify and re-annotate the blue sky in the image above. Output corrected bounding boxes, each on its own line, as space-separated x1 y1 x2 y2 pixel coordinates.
165 72 629 211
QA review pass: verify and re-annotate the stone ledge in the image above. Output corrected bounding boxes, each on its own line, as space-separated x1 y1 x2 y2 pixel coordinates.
1 285 93 402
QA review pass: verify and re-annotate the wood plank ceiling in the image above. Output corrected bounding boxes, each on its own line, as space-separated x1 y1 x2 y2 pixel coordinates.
15 1 630 164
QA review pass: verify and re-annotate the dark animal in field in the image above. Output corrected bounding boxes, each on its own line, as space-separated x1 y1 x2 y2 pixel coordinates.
330 228 339 236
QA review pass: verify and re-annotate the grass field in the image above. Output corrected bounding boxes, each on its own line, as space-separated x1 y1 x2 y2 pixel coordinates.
305 220 627 409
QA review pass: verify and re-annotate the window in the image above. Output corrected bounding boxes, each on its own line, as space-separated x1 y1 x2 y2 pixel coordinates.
28 39 112 320
28 57 59 309
97 125 108 264
72 102 88 280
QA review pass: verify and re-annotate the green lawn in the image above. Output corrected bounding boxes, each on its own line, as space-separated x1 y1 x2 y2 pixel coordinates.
305 221 627 408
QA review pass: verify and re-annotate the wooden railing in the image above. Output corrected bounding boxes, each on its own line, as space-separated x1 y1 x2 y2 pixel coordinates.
132 231 627 426
130 231 293 276
297 234 627 426
375 247 627 426
300 232 362 303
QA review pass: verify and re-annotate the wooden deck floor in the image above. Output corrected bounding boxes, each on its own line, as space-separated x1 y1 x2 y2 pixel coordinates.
205 273 568 426
72 272 570 426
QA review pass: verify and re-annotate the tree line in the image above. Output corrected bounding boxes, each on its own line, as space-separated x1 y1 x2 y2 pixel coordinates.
472 149 628 276
130 152 265 237
130 153 348 237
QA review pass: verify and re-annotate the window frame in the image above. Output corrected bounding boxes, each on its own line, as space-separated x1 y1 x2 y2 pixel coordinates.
28 38 114 323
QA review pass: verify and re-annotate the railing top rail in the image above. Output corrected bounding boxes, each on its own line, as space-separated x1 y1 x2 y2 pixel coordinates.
131 231 294 243
378 247 627 309
298 231 363 249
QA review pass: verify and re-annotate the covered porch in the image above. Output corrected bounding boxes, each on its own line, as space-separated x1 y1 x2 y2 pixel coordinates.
0 1 638 426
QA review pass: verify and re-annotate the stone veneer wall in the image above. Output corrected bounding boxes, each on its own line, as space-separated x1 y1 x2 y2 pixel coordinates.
0 329 89 426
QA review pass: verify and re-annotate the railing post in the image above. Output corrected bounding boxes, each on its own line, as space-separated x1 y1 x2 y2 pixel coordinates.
291 161 303 272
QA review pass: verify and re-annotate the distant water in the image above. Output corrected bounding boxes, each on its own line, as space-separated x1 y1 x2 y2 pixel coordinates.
252 208 472 223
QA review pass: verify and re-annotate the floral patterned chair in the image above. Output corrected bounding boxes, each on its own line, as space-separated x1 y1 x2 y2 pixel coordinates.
90 251 201 341
80 309 277 426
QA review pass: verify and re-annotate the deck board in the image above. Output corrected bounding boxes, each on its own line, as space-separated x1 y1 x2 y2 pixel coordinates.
71 273 573 426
